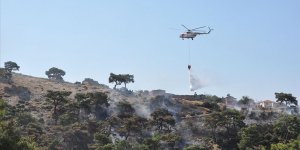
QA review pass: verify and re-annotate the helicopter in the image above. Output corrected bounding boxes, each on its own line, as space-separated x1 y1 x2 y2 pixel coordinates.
180 25 213 40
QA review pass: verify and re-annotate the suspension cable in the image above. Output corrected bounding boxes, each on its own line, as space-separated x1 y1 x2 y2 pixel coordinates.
188 40 191 65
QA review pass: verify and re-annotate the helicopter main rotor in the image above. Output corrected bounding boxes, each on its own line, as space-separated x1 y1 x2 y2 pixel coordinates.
181 24 206 32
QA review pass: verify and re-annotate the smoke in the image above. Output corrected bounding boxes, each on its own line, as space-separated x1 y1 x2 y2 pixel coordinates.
133 102 152 119
189 69 205 91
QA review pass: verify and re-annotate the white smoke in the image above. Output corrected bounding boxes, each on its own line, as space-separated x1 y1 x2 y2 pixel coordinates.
133 102 151 119
189 69 205 91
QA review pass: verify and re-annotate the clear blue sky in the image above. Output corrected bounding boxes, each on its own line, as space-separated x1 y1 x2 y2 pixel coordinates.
1 0 300 101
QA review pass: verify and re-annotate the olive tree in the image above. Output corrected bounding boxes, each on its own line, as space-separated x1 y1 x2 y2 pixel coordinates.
45 67 66 81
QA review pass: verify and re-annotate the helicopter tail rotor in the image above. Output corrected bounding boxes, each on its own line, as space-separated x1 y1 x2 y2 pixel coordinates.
207 27 214 33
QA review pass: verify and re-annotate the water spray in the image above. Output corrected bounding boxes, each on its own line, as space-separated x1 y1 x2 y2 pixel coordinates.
189 68 204 91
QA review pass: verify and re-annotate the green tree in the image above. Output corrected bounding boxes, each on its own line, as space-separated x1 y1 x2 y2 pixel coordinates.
205 109 245 149
143 134 161 150
59 102 80 125
93 132 112 149
4 61 20 73
275 92 297 106
271 139 300 150
218 109 245 148
238 96 254 106
109 73 134 89
117 101 135 118
0 121 39 150
219 109 245 132
98 116 119 137
75 92 109 118
274 115 300 142
117 115 148 140
238 124 275 150
0 61 19 81
45 67 66 81
150 108 175 133
45 90 71 123
205 95 223 103
122 74 134 88
204 112 222 142
75 93 91 114
87 92 110 110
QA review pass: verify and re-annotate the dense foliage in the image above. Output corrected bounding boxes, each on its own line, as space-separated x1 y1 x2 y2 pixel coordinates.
45 67 66 81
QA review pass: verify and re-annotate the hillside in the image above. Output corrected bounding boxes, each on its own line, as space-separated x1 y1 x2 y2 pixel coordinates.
0 73 216 150
1 73 299 150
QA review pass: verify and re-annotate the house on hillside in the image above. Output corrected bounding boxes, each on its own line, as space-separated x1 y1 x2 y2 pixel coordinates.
257 100 298 114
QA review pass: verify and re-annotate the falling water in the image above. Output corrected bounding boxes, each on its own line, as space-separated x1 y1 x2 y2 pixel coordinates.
189 68 204 91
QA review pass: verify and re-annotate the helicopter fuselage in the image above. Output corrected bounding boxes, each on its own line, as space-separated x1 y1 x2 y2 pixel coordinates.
180 32 200 40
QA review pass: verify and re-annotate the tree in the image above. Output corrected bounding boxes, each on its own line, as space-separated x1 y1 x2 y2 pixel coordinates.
271 139 300 150
98 116 119 137
87 92 109 110
238 124 275 149
275 92 297 106
75 92 109 117
0 120 39 150
93 132 112 149
45 67 66 81
220 110 245 149
117 115 148 140
150 108 175 133
0 61 19 81
108 73 134 89
4 61 20 73
122 74 134 88
108 73 121 89
238 96 254 106
219 109 245 132
75 93 91 114
117 101 135 118
205 109 245 149
45 90 71 123
204 112 222 142
274 115 300 142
